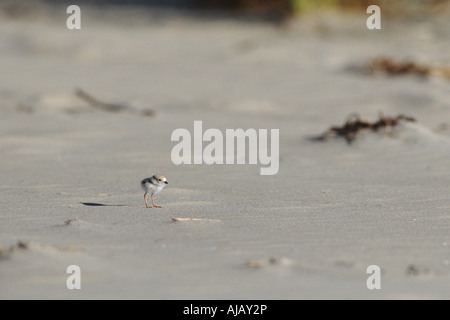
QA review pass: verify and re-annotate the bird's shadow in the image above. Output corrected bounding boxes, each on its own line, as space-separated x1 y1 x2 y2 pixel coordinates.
81 202 130 207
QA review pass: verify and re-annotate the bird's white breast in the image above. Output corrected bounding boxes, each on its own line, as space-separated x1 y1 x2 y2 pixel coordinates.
142 180 166 195
153 184 165 195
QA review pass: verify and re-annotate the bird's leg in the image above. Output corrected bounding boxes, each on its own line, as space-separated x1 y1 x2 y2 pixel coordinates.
144 192 151 208
151 193 161 208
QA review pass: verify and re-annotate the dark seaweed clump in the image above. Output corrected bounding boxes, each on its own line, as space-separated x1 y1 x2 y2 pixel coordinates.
312 113 416 144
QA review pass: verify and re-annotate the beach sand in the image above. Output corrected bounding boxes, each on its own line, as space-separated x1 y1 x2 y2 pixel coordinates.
1 3 450 299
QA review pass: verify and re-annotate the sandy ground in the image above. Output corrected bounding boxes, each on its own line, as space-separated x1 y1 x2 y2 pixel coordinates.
1 4 450 299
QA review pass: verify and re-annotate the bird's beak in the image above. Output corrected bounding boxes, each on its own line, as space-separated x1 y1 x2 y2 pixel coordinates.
165 181 168 184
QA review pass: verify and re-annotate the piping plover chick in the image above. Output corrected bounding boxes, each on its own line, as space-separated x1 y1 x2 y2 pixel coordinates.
141 174 168 208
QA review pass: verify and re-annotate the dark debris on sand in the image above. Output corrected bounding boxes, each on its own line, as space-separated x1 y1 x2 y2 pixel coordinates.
0 241 29 261
311 113 416 144
367 57 430 77
75 88 156 117
356 57 450 79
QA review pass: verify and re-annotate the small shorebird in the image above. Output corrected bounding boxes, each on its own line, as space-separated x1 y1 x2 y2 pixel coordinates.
141 174 168 208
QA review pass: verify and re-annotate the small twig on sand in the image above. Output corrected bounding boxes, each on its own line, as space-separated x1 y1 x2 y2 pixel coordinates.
75 88 126 112
74 88 157 117
171 218 221 222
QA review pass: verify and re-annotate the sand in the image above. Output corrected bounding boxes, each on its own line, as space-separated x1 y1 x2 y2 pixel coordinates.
1 3 450 299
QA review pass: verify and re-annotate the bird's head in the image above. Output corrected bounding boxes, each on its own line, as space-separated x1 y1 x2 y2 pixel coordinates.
154 174 168 185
